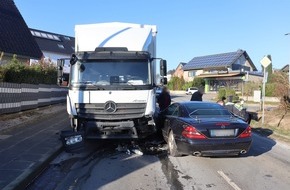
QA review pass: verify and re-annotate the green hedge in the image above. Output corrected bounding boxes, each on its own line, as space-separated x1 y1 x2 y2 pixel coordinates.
265 83 276 97
167 76 185 90
167 77 205 91
0 59 57 84
218 88 239 102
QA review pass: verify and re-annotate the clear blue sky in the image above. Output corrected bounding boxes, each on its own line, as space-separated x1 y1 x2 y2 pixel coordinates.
14 0 290 71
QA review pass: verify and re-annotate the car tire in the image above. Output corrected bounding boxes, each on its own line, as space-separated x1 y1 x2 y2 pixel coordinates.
168 130 180 157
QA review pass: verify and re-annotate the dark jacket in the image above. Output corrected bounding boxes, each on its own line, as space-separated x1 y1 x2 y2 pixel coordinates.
157 91 171 111
190 91 203 101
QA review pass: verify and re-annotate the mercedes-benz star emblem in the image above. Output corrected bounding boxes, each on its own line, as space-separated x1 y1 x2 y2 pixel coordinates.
104 101 117 113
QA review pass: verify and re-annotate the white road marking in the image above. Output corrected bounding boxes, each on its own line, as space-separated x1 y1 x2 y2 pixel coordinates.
217 170 241 190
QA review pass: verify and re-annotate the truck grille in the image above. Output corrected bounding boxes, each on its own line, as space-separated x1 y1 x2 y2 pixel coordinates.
75 103 146 120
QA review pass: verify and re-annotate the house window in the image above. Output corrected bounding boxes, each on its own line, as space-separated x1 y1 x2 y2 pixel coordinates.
34 31 41 37
47 34 54 39
40 32 47 38
53 35 61 41
64 36 71 40
188 71 196 77
58 44 65 49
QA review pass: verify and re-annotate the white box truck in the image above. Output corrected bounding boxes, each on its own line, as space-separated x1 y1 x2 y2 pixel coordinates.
57 22 167 139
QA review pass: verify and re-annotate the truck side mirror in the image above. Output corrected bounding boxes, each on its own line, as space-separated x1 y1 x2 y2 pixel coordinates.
160 77 167 85
70 54 78 65
57 59 68 86
160 59 167 77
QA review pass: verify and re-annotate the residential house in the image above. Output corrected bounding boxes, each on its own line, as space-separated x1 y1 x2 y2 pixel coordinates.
29 28 75 65
0 0 42 65
281 64 289 73
182 49 263 93
173 62 186 78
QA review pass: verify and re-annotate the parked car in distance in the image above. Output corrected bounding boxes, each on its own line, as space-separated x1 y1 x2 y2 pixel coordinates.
185 87 198 95
160 101 252 157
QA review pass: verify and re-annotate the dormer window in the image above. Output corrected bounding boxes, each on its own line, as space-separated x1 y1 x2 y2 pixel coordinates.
58 44 65 49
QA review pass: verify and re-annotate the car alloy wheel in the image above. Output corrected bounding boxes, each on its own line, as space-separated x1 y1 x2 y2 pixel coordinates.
168 130 180 157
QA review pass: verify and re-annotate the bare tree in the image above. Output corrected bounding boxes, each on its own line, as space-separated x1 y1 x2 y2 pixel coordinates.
270 71 290 127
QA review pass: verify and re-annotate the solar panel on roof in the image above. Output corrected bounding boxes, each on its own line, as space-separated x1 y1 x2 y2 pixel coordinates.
183 51 244 70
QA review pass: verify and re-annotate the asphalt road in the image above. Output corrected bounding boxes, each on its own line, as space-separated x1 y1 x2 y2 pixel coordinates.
25 94 290 190
28 133 290 190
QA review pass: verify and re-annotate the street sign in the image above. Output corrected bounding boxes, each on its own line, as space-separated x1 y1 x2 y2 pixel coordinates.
260 56 272 68
263 71 268 83
260 55 271 126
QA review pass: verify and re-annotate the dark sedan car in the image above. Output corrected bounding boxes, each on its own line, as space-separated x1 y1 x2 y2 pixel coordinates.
160 101 252 157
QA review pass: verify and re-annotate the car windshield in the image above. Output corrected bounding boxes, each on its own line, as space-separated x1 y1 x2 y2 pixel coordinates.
70 59 151 86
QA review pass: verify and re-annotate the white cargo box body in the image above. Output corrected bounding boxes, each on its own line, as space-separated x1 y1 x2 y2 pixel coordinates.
75 22 157 55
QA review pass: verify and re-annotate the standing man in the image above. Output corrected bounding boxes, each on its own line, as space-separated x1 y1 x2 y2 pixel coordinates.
157 86 171 112
156 86 171 137
190 87 204 101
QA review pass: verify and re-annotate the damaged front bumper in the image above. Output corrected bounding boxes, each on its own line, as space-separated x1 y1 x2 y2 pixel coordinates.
84 120 156 139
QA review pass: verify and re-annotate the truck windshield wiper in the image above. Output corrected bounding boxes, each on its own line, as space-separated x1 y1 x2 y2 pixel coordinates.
125 82 138 90
74 81 106 90
74 81 141 90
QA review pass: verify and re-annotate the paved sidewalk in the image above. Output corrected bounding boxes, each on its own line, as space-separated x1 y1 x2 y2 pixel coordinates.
0 104 69 190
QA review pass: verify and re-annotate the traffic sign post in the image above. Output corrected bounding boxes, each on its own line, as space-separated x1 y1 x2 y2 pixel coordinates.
260 55 272 126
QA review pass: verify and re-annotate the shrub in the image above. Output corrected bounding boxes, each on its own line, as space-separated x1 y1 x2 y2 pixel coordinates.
167 76 185 90
0 66 6 82
179 78 205 91
218 88 226 100
265 83 276 97
182 82 193 91
218 88 239 102
192 78 205 88
244 81 261 97
0 57 57 84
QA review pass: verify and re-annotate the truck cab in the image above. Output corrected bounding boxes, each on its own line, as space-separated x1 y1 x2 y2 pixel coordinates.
57 22 167 139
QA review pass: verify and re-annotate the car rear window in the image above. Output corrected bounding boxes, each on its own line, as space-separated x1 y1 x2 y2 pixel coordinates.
185 103 231 117
189 109 231 117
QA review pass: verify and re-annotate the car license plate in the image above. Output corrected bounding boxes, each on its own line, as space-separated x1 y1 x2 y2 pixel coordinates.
210 129 235 137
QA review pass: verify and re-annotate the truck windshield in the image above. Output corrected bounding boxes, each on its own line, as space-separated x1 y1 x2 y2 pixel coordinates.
70 60 151 86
